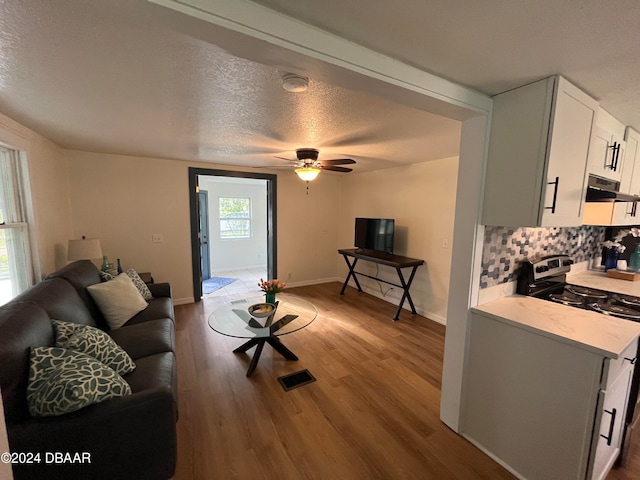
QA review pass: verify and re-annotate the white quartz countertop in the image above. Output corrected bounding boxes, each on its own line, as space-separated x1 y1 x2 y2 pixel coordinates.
472 295 640 358
569 270 640 297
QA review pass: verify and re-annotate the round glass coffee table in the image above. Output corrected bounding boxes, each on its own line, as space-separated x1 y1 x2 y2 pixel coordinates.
208 292 317 376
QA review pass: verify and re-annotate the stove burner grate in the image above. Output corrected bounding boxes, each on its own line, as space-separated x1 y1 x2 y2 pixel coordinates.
548 292 583 306
614 294 640 308
589 303 640 320
565 285 608 299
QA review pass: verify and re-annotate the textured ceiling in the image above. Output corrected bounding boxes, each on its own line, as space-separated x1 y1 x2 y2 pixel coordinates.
0 0 461 173
4 1 638 175
252 0 640 131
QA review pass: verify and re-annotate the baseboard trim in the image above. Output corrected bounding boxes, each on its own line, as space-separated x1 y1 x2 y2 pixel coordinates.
285 278 447 325
346 281 447 325
173 297 195 305
284 277 342 288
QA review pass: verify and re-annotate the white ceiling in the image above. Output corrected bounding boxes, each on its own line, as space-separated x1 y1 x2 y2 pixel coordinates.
1 1 639 174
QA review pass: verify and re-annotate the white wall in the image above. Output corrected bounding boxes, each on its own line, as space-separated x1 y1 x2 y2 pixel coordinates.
65 150 343 303
199 176 267 271
337 157 459 323
0 111 73 277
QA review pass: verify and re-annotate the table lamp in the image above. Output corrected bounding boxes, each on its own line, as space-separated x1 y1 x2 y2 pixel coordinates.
67 236 103 261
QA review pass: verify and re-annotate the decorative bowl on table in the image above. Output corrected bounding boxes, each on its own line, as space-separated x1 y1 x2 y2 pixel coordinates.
248 303 276 318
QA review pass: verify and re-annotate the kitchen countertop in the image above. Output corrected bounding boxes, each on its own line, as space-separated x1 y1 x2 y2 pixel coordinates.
472 294 640 358
569 269 640 297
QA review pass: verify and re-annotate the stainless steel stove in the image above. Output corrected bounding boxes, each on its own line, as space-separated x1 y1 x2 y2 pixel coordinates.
517 254 640 466
516 255 640 321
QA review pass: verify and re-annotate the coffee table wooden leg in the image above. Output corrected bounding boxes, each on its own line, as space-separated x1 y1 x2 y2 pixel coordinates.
266 336 298 361
245 340 266 377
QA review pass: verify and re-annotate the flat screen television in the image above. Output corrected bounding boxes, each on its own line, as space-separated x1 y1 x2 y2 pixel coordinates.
354 218 395 254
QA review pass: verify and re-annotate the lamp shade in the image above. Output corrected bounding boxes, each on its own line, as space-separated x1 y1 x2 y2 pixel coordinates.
67 237 103 260
295 167 321 182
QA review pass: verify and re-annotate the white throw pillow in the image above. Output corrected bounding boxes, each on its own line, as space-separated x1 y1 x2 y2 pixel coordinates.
87 274 148 329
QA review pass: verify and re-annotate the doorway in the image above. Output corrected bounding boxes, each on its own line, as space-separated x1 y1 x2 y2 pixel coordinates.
188 167 277 301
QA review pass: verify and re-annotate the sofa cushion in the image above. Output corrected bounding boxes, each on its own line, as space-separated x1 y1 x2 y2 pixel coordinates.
127 296 174 325
107 318 174 359
27 346 131 417
87 274 149 329
0 302 55 423
13 278 99 328
52 320 136 375
46 260 106 325
124 352 177 409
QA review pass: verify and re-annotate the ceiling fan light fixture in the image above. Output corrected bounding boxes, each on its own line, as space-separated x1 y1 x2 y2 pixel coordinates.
295 167 321 182
282 74 309 92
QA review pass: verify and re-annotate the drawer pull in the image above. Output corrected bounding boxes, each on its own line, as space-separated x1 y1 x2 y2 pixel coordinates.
624 357 637 365
600 408 617 446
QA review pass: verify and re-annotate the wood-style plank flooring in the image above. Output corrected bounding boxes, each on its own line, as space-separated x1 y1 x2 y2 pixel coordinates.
172 282 638 479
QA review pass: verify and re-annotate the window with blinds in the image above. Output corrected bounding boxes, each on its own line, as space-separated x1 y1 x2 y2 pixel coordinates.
0 146 34 305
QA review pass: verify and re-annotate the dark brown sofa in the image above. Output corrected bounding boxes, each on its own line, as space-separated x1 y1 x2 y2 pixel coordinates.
0 260 177 480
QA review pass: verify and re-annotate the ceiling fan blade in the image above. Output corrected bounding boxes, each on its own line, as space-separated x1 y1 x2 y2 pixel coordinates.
321 158 356 166
253 165 296 169
274 156 298 162
321 166 353 173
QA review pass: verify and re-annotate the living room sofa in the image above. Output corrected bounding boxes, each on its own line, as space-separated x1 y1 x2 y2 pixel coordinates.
0 260 177 480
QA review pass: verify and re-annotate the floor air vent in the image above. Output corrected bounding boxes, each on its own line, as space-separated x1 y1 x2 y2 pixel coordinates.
277 369 316 391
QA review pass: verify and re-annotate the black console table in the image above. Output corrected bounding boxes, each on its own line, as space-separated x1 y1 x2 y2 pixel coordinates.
338 248 425 321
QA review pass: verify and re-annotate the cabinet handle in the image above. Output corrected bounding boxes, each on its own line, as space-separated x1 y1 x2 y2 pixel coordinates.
607 143 620 171
624 356 637 365
600 408 617 446
545 177 559 214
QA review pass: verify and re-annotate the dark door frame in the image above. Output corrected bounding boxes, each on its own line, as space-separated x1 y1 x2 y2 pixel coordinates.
198 190 210 281
188 167 277 302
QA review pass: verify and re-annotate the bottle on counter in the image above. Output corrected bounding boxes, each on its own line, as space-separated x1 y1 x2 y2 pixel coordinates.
629 245 640 272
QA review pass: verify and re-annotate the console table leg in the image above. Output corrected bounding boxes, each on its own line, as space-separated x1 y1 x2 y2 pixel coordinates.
340 256 362 294
393 266 420 321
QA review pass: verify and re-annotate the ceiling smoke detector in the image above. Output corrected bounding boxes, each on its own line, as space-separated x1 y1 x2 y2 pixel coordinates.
282 74 308 92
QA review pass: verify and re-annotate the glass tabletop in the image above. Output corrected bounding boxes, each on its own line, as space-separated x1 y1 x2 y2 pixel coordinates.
207 292 317 339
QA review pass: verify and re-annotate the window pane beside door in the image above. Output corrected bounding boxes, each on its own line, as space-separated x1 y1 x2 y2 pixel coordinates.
219 197 251 239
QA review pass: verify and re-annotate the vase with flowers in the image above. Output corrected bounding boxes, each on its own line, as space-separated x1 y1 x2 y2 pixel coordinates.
258 278 286 304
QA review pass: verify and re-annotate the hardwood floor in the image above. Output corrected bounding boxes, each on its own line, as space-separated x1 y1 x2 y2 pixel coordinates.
173 283 515 479
172 282 640 479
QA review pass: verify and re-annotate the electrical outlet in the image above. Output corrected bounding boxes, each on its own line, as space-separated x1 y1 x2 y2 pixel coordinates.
152 233 164 243
287 272 293 280
442 238 449 248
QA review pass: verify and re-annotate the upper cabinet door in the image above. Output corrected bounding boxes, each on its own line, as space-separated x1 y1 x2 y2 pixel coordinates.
587 109 626 183
482 76 598 227
621 128 640 195
542 78 599 227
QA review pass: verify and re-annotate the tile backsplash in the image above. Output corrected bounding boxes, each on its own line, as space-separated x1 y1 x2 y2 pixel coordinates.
480 225 605 288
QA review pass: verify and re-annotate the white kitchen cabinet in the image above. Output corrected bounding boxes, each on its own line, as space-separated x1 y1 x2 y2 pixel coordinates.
620 127 640 195
482 76 598 227
589 360 634 480
582 201 639 226
462 310 638 480
587 109 626 183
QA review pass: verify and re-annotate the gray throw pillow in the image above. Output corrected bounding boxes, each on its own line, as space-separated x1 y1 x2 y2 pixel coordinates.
52 320 136 375
27 347 131 417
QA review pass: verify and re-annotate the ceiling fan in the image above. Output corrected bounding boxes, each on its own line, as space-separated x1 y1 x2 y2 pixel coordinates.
273 148 355 182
